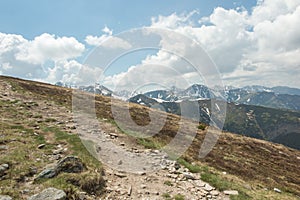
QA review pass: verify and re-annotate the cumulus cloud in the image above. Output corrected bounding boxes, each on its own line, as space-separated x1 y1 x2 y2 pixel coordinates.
105 0 300 89
15 33 85 65
0 32 85 82
85 26 132 49
1 0 300 89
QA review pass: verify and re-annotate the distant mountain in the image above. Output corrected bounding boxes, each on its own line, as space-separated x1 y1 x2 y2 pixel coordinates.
135 84 300 111
144 90 179 102
79 84 113 96
129 96 300 150
271 86 300 96
225 89 300 111
58 81 300 111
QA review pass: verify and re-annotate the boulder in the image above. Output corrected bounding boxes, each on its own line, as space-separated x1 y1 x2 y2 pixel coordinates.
28 187 66 200
56 156 85 173
35 156 85 180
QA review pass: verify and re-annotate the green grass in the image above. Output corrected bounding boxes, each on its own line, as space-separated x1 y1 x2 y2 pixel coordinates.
137 138 163 149
42 126 101 169
162 193 172 200
164 180 173 186
177 158 201 173
198 123 206 130
174 194 185 200
200 168 251 200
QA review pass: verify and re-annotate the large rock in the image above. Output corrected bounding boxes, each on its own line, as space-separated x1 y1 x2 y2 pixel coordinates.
56 156 85 173
28 187 66 200
0 195 12 200
35 156 85 180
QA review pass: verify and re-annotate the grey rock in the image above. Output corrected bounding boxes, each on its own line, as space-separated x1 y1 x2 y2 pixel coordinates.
0 195 12 200
36 168 56 179
28 187 66 200
0 145 8 151
182 172 195 180
55 156 85 173
36 156 85 180
204 184 214 191
0 164 9 177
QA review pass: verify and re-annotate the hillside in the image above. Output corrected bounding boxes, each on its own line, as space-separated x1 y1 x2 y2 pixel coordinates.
0 76 300 200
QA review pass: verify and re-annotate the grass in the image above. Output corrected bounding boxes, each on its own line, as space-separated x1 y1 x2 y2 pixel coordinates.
164 180 173 186
198 123 206 130
137 138 163 149
42 126 101 169
174 194 185 200
162 193 172 200
177 158 201 173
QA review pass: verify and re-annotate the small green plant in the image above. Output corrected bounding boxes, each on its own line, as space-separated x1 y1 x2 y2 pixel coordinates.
174 194 185 200
177 158 201 173
164 180 173 186
137 138 162 149
162 193 171 200
45 118 57 123
198 123 206 130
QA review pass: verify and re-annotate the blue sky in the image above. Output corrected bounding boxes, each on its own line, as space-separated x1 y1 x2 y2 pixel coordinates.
0 0 256 40
0 0 299 89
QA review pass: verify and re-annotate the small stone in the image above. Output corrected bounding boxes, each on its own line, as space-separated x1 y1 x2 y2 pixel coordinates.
114 172 126 178
118 160 123 165
52 149 63 155
211 190 219 196
204 184 214 191
0 195 13 200
127 185 132 196
183 172 195 180
194 180 206 187
140 184 147 189
224 190 239 195
273 188 281 193
0 164 9 177
38 144 46 149
137 171 146 176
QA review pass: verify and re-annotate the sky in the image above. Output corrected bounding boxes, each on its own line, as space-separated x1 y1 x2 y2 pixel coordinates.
0 0 299 91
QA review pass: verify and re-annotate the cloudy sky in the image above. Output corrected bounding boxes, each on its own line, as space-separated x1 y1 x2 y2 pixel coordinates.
0 0 300 91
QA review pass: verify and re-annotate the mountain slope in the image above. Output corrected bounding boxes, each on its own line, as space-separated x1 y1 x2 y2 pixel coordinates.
0 76 300 199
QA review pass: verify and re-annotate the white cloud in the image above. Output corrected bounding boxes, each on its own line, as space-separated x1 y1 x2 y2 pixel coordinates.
85 26 132 49
0 32 85 82
105 0 300 89
16 33 85 65
45 60 103 85
1 0 300 89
